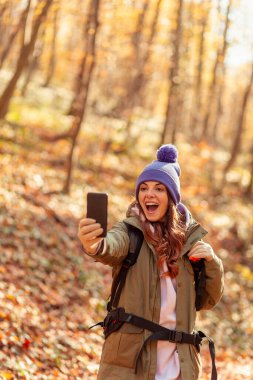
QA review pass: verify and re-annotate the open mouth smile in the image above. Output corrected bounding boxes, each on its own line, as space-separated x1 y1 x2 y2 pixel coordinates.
145 203 159 213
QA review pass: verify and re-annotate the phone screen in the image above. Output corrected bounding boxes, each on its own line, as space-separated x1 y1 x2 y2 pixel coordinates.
86 192 108 237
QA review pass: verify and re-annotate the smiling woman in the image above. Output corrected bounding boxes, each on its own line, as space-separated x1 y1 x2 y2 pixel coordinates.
138 181 169 221
133 146 189 280
78 144 224 380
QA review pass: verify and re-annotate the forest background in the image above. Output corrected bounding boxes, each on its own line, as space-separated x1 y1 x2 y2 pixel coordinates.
0 0 252 379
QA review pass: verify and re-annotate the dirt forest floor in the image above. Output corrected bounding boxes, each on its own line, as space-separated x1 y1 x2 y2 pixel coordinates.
0 120 253 379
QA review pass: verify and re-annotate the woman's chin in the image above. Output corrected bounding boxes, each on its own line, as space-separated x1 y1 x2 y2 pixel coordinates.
144 212 160 222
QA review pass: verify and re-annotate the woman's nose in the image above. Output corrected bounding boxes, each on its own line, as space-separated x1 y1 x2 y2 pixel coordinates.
146 189 155 197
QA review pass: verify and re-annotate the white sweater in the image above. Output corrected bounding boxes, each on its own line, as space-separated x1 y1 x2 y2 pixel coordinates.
155 262 181 380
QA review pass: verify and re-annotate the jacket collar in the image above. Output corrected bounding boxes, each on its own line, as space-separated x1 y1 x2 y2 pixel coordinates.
124 208 208 258
181 222 208 257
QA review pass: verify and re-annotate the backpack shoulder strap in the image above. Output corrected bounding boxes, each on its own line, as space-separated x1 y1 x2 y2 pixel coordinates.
124 223 144 266
107 223 143 312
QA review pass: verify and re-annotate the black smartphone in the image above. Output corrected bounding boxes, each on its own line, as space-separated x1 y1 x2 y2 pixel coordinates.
86 192 108 237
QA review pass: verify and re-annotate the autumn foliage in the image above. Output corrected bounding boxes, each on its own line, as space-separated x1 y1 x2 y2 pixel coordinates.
0 0 253 379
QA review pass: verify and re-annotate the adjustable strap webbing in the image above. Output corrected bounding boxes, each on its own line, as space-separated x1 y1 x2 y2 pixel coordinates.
117 308 200 345
198 331 217 380
102 308 217 380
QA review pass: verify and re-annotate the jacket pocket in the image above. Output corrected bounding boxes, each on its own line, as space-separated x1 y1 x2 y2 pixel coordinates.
102 325 144 369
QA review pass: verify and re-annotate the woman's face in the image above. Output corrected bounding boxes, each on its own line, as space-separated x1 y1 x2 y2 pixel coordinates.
138 181 169 222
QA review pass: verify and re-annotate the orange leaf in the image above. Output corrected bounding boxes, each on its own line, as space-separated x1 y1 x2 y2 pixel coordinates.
0 373 14 380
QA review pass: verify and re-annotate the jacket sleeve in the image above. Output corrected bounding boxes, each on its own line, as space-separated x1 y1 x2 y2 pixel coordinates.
85 221 130 267
200 253 224 310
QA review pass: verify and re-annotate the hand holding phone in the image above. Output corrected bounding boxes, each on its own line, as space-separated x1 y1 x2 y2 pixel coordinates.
78 192 108 254
78 218 104 254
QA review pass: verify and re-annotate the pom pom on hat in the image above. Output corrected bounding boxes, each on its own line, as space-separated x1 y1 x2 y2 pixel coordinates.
157 144 178 163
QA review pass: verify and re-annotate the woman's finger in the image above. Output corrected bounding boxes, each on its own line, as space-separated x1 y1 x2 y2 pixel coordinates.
79 223 101 235
79 228 104 241
190 247 207 255
79 218 96 228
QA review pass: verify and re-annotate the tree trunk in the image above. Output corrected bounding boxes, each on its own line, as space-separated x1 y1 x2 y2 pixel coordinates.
211 70 225 141
189 2 209 138
21 29 45 96
43 4 59 87
125 0 150 108
139 0 162 89
110 0 150 120
67 1 93 116
159 0 184 146
245 145 253 197
0 0 53 120
131 0 149 64
0 0 32 68
63 0 101 194
201 0 231 140
0 3 9 55
223 62 253 180
123 0 162 137
211 0 231 141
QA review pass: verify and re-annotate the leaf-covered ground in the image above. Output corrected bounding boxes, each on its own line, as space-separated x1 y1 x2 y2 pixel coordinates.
0 113 253 379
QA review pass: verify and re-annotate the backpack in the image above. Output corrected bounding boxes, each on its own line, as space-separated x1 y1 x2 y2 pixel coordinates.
91 223 217 380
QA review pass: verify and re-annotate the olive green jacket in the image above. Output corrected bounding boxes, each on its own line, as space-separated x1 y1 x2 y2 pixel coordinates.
89 216 224 380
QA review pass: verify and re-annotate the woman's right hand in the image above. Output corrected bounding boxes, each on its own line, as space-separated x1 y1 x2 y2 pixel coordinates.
78 218 104 254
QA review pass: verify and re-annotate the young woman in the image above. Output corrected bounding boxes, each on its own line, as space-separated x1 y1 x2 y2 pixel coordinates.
78 144 224 380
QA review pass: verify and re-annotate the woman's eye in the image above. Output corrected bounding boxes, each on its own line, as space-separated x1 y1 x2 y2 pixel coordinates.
156 187 165 192
140 187 147 192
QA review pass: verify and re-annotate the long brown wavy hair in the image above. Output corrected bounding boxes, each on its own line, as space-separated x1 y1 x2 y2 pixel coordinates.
132 198 187 278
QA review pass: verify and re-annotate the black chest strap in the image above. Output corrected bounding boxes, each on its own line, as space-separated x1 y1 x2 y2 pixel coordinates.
102 307 217 380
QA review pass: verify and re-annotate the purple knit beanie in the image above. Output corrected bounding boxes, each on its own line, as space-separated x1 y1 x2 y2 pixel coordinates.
136 144 181 204
136 144 190 223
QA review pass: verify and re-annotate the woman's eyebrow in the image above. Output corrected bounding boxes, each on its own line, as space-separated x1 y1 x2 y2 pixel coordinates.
141 181 163 185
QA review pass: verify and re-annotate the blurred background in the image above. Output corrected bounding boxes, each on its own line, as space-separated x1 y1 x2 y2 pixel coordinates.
0 0 252 379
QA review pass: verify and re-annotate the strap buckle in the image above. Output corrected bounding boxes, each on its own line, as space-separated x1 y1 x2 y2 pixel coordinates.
174 331 183 343
116 307 132 323
122 257 133 268
194 332 202 345
126 314 132 323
